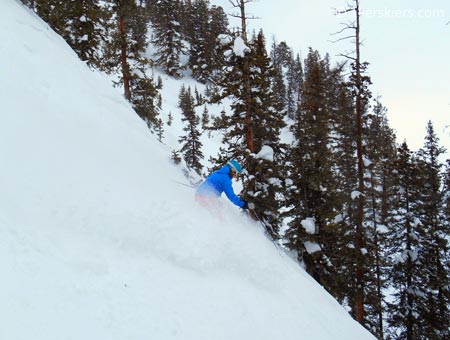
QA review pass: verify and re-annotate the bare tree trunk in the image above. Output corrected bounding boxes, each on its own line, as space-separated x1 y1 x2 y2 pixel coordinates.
354 0 365 323
238 1 248 43
333 0 367 323
229 0 254 153
119 14 131 100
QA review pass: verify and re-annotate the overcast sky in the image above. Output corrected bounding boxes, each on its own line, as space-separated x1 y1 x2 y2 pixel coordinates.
210 0 450 156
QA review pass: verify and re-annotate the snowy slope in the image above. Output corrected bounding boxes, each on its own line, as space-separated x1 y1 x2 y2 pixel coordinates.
0 1 376 339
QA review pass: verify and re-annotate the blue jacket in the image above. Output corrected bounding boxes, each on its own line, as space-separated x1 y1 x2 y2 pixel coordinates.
196 165 246 208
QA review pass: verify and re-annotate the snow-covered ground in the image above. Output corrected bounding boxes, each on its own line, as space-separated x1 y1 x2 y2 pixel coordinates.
0 1 376 339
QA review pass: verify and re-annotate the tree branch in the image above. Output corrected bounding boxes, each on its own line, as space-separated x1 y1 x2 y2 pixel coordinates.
227 1 260 23
229 13 259 20
337 53 357 62
329 35 355 44
331 23 356 36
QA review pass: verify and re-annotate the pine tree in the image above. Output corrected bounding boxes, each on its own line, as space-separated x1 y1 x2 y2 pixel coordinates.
30 1 106 68
34 0 67 35
201 106 210 129
151 0 185 77
285 53 303 119
243 31 286 238
178 85 204 175
270 40 288 116
20 0 36 8
103 1 161 129
187 0 228 83
208 5 229 81
386 142 424 340
171 149 182 164
321 78 358 306
131 71 161 130
388 143 440 340
187 0 209 82
362 98 397 338
225 0 257 157
128 1 160 125
155 117 164 142
284 49 341 285
209 29 285 235
167 112 174 126
413 122 450 339
64 0 105 67
208 31 250 165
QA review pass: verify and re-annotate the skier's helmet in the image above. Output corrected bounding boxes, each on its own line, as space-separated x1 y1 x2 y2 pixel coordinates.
227 159 243 174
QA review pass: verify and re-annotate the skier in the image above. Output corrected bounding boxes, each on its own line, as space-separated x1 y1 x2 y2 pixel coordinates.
195 160 254 215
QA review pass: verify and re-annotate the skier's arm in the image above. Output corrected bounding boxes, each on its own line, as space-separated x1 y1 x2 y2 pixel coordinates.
223 179 246 208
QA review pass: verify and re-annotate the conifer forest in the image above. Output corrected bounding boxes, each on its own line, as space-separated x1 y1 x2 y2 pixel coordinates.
21 1 450 339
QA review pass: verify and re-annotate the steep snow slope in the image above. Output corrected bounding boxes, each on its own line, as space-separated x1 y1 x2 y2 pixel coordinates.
0 1 376 340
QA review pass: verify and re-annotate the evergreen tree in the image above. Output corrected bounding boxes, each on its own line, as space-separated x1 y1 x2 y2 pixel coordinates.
64 0 105 67
167 112 174 126
201 106 210 129
179 0 193 37
171 149 182 164
34 0 67 35
362 98 397 338
208 31 251 165
178 85 204 175
218 0 256 160
208 5 229 80
269 40 288 116
284 49 341 285
131 69 161 130
32 0 111 69
386 142 428 340
413 122 450 339
324 81 358 305
151 0 185 77
103 1 161 129
187 0 209 82
285 53 303 119
243 31 286 238
209 30 285 235
20 0 36 8
187 0 228 83
155 117 164 142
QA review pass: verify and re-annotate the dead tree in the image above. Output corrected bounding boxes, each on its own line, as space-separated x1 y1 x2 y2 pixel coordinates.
332 0 369 325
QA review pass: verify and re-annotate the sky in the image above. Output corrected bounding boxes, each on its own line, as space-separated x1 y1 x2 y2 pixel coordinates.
211 0 450 156
0 1 377 339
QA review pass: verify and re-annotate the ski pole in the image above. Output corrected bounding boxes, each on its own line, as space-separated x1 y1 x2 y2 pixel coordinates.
250 209 282 257
172 180 197 189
